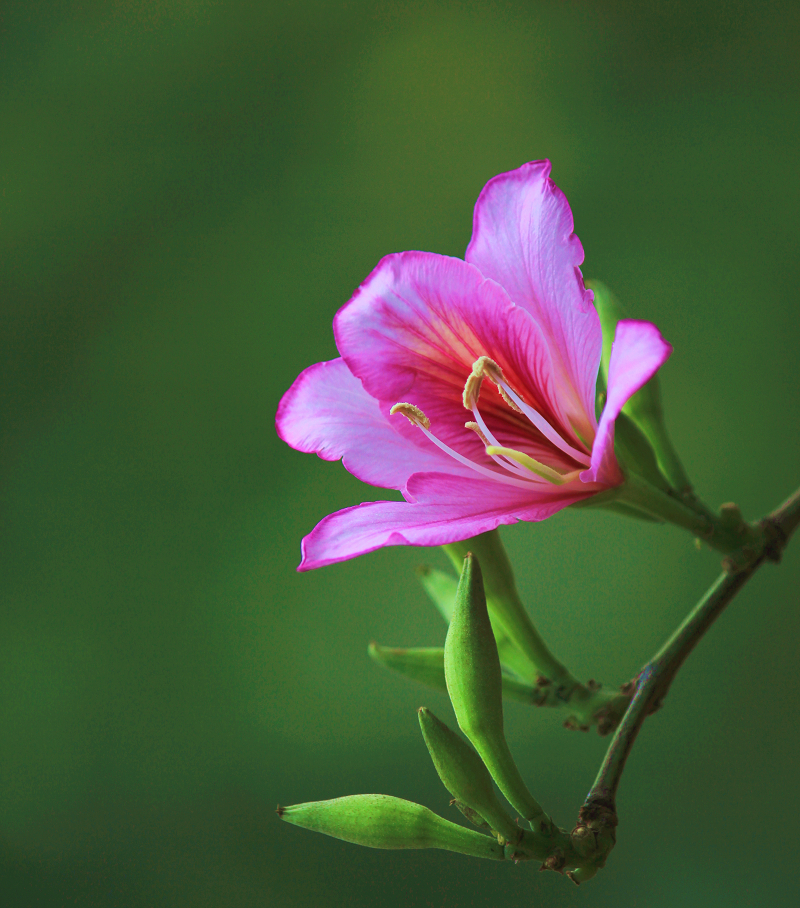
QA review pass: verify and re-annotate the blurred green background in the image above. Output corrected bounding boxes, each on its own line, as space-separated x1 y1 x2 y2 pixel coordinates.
2 1 799 905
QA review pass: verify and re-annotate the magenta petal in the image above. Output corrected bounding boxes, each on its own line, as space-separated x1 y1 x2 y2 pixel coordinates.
334 250 576 450
298 472 594 571
276 358 463 490
466 161 601 442
582 320 673 486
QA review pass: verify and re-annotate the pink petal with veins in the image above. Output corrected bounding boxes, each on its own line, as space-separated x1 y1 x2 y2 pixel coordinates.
276 358 469 490
299 471 599 571
334 251 577 465
466 161 600 445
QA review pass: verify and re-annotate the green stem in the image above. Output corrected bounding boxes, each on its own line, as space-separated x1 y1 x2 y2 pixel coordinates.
616 473 764 555
583 483 800 818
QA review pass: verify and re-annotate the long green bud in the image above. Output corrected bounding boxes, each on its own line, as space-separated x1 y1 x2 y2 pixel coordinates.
417 565 537 681
444 532 574 688
278 795 505 860
444 553 551 832
418 707 520 844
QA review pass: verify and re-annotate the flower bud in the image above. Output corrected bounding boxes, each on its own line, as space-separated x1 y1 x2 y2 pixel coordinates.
277 794 505 860
418 707 520 844
451 801 490 828
368 643 448 693
418 564 539 683
444 553 551 832
588 279 625 391
444 532 568 686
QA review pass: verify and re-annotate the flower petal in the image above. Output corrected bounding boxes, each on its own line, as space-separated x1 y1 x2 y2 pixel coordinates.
276 358 466 490
465 161 600 443
298 471 598 571
333 251 582 462
581 320 673 486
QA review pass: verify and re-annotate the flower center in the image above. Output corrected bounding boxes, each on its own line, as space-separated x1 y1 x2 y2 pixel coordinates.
390 357 590 488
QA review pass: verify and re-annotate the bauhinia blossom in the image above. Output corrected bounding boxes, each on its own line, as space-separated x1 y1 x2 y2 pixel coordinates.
277 161 671 570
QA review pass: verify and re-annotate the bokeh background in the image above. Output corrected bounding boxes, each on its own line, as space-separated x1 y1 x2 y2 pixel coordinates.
2 1 799 905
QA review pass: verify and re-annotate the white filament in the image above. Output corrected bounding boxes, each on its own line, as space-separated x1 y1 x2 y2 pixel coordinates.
493 378 591 466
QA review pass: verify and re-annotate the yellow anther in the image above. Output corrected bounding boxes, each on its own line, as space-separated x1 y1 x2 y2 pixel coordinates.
495 385 522 413
390 402 431 430
471 355 503 382
464 421 490 446
462 372 484 409
470 356 521 412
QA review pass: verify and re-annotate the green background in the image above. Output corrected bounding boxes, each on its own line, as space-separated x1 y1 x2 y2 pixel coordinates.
2 1 799 905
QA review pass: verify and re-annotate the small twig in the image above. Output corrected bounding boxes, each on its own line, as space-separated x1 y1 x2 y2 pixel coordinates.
582 483 800 820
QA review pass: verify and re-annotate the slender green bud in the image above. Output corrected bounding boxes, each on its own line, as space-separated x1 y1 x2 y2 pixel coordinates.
444 531 572 687
418 707 520 844
368 643 449 693
444 553 551 832
589 279 625 390
589 279 692 492
418 564 536 681
277 795 504 860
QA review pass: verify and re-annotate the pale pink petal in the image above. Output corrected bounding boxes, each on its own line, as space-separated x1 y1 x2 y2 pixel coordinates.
333 251 582 458
298 471 599 571
276 358 470 490
466 161 600 443
581 320 673 486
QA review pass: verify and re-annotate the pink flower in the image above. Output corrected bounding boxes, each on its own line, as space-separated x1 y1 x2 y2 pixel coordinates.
277 161 671 570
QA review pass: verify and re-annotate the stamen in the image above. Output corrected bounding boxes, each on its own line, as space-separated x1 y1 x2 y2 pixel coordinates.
485 446 582 486
464 421 489 446
472 355 503 383
465 420 531 478
471 356 521 412
390 402 431 430
469 406 532 478
468 356 590 464
462 372 484 410
492 379 590 464
390 403 546 489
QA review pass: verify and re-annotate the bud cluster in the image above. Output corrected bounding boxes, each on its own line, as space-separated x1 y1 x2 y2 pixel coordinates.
278 554 615 882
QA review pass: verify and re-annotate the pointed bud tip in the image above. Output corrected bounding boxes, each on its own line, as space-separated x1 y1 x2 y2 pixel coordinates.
276 804 286 818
